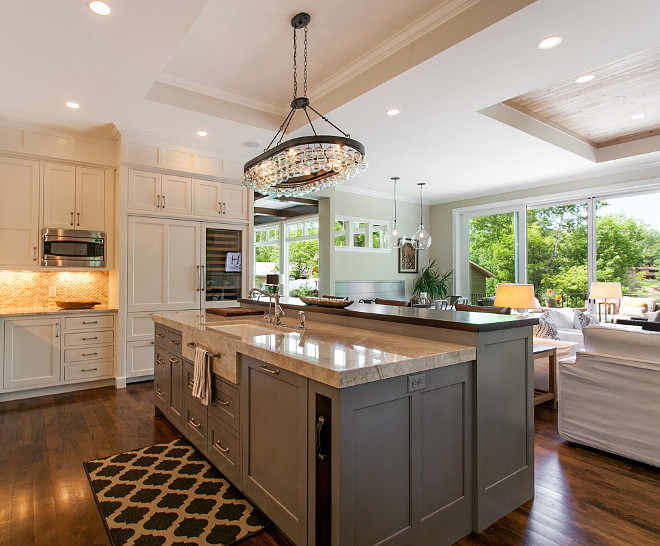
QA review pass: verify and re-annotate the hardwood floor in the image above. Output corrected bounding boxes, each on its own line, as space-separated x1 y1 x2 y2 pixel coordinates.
0 381 658 545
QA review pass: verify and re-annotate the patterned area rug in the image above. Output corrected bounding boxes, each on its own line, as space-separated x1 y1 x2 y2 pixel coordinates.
83 438 270 546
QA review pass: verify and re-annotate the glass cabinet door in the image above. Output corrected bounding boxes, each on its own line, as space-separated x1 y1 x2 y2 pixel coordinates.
204 227 243 305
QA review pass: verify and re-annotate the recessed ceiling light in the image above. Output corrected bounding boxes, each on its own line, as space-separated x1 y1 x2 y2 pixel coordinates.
65 101 80 109
89 1 111 15
537 35 563 50
196 130 208 137
386 108 400 116
630 113 646 120
575 74 595 83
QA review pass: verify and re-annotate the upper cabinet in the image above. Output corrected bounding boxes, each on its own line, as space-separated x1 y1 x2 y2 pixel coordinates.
193 179 248 221
0 156 40 266
43 162 105 232
127 169 192 216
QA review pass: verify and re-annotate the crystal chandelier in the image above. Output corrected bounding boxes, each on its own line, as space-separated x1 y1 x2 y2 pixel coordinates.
383 177 406 248
412 182 432 250
243 12 368 198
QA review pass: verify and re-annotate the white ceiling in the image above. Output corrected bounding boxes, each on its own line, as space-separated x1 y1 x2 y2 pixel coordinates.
2 0 660 202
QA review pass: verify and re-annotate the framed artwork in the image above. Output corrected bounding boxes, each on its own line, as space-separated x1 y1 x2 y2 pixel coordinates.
398 239 418 273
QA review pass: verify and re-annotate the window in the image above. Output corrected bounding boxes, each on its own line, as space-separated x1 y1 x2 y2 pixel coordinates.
334 216 390 251
285 219 319 297
253 227 280 288
353 221 366 247
335 220 346 246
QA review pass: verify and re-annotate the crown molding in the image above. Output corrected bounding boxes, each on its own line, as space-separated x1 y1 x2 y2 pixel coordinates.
0 115 118 142
336 184 420 204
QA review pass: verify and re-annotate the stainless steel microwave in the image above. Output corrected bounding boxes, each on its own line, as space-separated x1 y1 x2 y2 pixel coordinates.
42 229 106 268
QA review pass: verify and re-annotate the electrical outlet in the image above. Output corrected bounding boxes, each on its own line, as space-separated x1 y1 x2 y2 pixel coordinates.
408 373 426 392
49 286 57 298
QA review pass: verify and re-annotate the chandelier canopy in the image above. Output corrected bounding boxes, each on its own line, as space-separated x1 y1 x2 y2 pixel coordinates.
243 12 367 197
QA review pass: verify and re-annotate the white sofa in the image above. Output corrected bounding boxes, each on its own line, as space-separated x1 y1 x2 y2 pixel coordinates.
558 324 660 467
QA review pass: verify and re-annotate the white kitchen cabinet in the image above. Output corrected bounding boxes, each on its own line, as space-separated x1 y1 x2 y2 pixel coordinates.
193 179 248 221
3 318 61 389
43 162 105 232
126 340 156 378
0 155 40 266
127 169 192 216
127 216 200 311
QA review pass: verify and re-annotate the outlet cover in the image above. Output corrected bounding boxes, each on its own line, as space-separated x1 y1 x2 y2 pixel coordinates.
408 373 426 392
49 286 57 298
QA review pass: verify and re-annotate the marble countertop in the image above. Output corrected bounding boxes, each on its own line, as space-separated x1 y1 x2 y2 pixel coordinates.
237 297 539 332
152 310 476 388
0 305 118 317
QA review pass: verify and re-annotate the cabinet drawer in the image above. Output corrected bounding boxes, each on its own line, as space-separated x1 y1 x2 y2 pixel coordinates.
154 374 168 411
155 324 168 343
155 347 169 376
65 314 114 331
64 330 114 348
184 360 195 396
64 360 114 382
183 394 208 451
207 416 240 486
209 374 240 432
166 329 182 353
64 344 114 363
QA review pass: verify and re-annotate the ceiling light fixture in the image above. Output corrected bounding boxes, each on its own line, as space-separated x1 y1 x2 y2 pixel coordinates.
65 101 80 109
196 130 208 137
412 183 431 250
383 177 406 249
386 108 400 116
537 35 563 50
630 113 646 120
89 1 111 16
575 74 595 83
243 12 367 198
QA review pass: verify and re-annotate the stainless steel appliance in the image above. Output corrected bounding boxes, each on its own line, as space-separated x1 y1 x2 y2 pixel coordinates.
42 229 105 267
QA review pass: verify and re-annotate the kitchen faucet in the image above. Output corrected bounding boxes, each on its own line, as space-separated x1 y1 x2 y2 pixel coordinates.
249 286 285 326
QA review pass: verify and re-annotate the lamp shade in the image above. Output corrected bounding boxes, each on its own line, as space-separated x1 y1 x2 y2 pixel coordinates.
589 282 622 300
494 283 536 309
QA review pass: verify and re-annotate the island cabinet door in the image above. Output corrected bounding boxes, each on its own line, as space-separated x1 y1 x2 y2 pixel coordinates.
241 355 308 546
336 362 473 546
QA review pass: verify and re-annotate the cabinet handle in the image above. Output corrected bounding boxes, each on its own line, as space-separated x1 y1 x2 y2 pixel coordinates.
33 246 37 261
201 266 206 292
76 212 80 226
222 202 227 214
82 321 98 325
260 364 279 375
156 388 164 396
214 441 229 453
156 194 160 208
188 418 202 428
169 339 180 345
81 352 98 357
188 379 195 387
218 202 222 214
82 336 98 341
55 323 60 338
316 415 327 461
169 357 179 363
214 397 229 406
157 358 165 364
162 194 166 208
156 332 165 338
70 212 74 226
195 265 201 292
81 367 98 372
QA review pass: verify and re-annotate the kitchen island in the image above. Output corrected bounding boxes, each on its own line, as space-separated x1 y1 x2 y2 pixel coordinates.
152 302 537 546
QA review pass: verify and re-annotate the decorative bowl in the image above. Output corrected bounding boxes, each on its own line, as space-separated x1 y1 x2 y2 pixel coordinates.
55 301 100 310
299 297 354 309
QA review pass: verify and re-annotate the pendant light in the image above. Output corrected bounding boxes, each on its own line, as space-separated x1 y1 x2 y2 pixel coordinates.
412 182 431 250
383 177 406 248
243 12 368 198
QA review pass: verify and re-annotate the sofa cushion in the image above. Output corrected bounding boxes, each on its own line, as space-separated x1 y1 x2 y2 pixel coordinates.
652 310 660 322
533 312 559 340
573 309 598 330
545 307 575 330
619 304 648 316
583 324 660 363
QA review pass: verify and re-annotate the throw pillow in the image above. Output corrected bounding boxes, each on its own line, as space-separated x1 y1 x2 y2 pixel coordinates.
573 309 599 330
618 304 648 316
533 312 560 340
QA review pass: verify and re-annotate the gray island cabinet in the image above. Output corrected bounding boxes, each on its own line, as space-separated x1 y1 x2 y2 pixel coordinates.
152 303 537 546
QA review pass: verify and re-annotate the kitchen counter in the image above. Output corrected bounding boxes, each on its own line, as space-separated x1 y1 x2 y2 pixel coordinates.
152 310 475 387
0 305 118 317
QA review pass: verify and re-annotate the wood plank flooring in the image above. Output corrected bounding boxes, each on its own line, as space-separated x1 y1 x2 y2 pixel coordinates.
0 381 658 545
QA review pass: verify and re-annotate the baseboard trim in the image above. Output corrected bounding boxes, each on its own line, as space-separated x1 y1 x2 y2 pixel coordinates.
0 378 116 402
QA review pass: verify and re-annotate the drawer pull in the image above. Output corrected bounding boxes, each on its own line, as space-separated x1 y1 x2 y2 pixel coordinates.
214 441 229 453
82 321 98 325
188 418 202 428
81 367 98 372
81 352 98 357
169 339 180 345
157 358 165 364
169 357 179 363
82 336 98 341
188 380 195 387
260 364 279 375
214 397 230 406
156 332 165 338
156 388 164 396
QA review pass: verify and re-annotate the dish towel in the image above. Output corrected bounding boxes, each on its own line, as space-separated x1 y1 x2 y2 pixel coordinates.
192 346 211 406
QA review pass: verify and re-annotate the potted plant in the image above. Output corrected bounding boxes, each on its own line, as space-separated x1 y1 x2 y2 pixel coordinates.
412 259 453 301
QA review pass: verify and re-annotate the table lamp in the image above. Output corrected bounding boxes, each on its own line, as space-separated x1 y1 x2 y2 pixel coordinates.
494 284 536 316
589 282 622 323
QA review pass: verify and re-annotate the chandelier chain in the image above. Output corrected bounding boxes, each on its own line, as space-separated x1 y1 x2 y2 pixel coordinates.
303 26 308 96
293 25 298 100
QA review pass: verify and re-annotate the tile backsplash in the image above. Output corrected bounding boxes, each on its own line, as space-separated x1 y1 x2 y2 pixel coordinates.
0 271 109 309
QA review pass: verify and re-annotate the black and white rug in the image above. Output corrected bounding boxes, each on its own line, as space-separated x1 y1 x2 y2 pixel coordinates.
83 438 270 546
